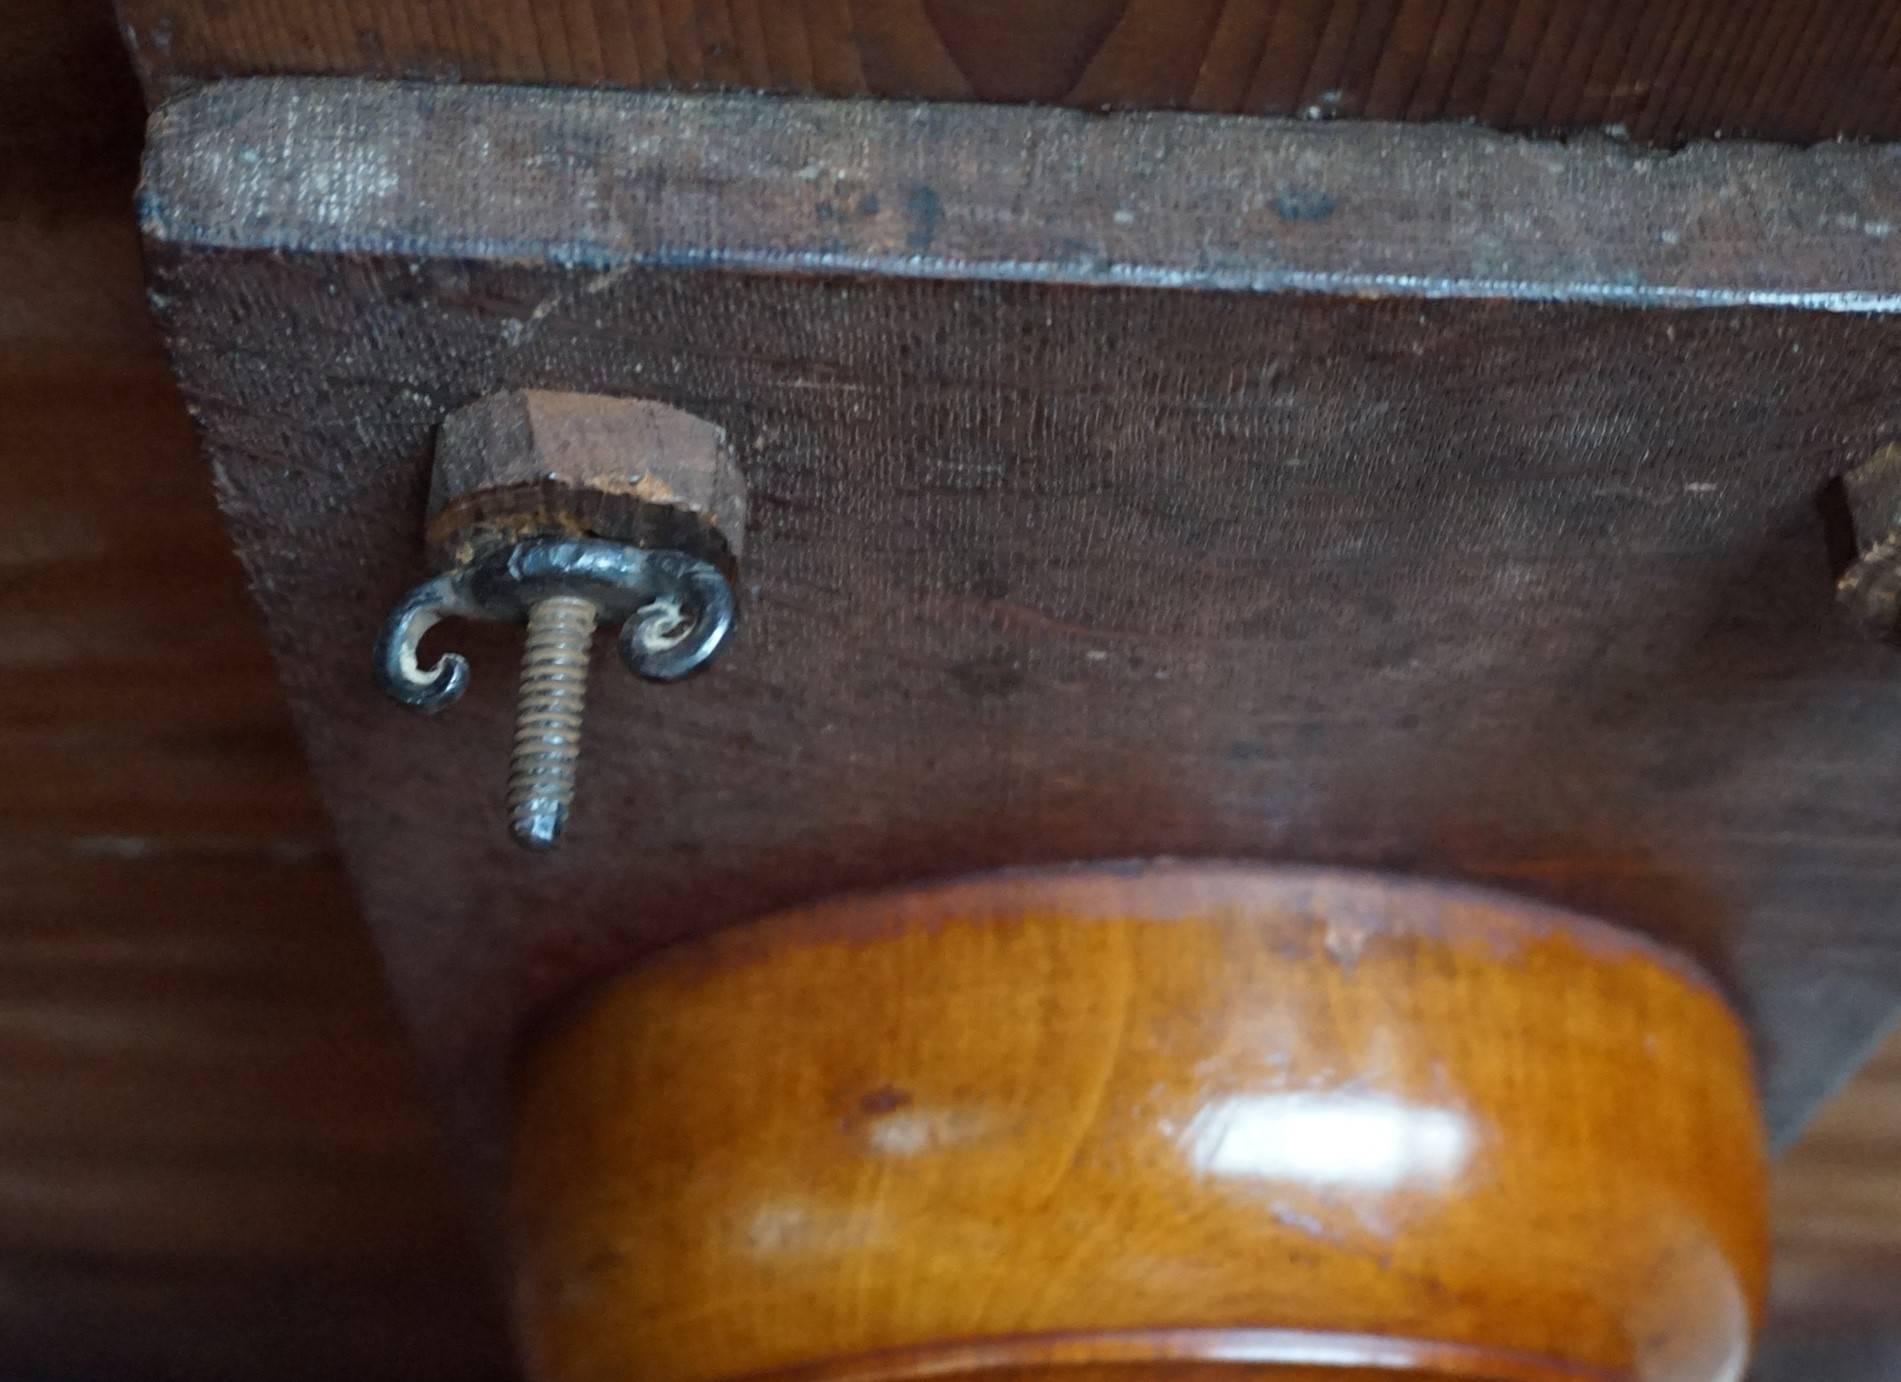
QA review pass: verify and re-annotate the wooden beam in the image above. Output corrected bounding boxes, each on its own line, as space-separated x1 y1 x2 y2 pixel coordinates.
118 0 1901 145
141 79 1901 1201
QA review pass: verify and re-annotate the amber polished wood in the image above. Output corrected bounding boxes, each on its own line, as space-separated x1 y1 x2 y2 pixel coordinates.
511 866 1766 1382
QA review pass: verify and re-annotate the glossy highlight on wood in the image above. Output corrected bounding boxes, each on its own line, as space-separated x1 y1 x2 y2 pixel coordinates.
510 866 1767 1382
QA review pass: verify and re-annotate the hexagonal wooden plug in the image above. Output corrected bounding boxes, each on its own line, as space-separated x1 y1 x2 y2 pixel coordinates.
1837 442 1901 644
375 391 747 850
427 390 747 576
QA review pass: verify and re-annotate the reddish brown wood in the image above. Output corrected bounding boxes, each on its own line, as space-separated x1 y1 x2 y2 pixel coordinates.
117 0 1901 145
427 390 746 573
141 78 1901 1201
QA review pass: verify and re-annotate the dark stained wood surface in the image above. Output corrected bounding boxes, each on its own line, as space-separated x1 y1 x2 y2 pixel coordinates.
0 845 513 1382
142 80 1901 1200
1 3 1895 1377
117 0 1901 146
0 3 512 1378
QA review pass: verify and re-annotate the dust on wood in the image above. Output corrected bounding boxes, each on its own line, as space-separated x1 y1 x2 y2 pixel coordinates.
141 79 1901 1207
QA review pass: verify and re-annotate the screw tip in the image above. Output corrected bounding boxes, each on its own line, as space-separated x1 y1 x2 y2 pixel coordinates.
511 801 567 851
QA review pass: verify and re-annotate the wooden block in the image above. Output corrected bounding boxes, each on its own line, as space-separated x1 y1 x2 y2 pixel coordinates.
426 389 746 572
141 78 1901 1199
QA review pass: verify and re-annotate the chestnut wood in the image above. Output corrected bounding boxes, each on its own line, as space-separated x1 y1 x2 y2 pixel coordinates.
140 78 1901 1192
117 0 1901 146
512 865 1767 1382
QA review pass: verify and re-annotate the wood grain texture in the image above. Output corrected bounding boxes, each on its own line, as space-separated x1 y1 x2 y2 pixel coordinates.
139 80 1901 1187
1757 1021 1901 1380
1768 1025 1901 1322
427 391 746 572
0 4 512 1378
0 841 512 1382
512 865 1766 1382
116 0 1901 146
0 353 515 1380
1 3 1891 1380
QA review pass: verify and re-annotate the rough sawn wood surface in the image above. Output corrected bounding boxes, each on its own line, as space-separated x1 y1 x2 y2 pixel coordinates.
142 78 1901 1202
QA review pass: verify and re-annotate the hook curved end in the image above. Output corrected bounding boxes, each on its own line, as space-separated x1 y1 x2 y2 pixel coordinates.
618 563 736 682
375 575 475 712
